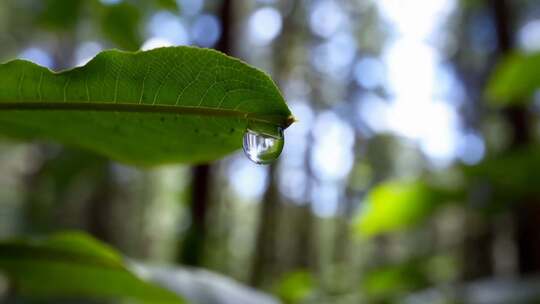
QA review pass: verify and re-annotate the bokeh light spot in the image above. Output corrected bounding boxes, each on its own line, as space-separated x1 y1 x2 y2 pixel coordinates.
248 7 282 46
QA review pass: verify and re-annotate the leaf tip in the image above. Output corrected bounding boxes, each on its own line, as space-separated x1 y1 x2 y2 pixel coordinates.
285 115 297 128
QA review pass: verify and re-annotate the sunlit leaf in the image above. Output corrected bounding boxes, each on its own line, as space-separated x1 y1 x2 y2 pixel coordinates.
353 181 456 237
274 271 314 303
0 46 293 165
0 231 185 303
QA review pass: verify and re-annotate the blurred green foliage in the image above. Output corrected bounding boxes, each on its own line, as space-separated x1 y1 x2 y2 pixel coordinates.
0 231 185 303
465 145 540 204
37 0 83 31
486 52 540 104
354 181 458 237
9 0 181 53
363 260 428 298
155 0 180 11
355 143 540 238
99 3 142 51
274 271 314 303
362 255 458 299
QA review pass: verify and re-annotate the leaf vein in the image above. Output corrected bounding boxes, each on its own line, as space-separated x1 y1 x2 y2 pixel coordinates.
63 76 71 103
38 71 44 102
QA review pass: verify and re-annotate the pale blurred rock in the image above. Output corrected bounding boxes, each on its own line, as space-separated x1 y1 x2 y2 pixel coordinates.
131 263 281 304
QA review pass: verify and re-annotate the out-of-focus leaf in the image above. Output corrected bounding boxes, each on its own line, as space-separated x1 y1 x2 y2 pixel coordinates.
0 46 293 165
155 0 180 11
362 255 456 298
354 181 458 237
0 231 185 303
274 271 314 303
465 145 540 203
100 2 142 51
486 52 540 105
38 0 83 31
23 147 108 233
459 0 484 9
362 261 426 297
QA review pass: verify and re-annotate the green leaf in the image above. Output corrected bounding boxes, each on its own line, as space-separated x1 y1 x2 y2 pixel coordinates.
353 180 457 237
274 271 314 303
362 255 457 298
0 231 185 303
362 261 426 297
0 46 293 165
486 52 540 105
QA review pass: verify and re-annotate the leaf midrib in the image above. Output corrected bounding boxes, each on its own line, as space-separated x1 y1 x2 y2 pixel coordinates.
0 102 294 127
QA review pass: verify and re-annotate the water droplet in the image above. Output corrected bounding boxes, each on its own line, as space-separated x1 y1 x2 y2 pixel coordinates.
242 128 284 165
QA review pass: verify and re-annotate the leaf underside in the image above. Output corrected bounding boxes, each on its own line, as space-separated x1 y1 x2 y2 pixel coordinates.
0 46 292 165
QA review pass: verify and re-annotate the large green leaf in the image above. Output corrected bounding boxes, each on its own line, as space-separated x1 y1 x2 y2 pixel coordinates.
486 52 540 105
0 46 293 165
0 231 185 303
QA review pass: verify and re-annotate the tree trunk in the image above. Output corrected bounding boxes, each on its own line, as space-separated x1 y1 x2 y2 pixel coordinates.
249 0 307 287
87 165 115 244
179 0 233 267
250 165 280 287
489 0 540 274
180 164 211 266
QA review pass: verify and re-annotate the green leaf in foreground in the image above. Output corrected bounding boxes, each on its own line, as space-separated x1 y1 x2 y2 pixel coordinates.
0 232 185 303
486 52 540 105
0 46 294 165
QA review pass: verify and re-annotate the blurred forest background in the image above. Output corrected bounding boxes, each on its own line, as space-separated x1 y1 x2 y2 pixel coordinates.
1 0 540 303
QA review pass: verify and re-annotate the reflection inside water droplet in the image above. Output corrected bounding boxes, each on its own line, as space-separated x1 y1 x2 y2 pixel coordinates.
242 128 284 165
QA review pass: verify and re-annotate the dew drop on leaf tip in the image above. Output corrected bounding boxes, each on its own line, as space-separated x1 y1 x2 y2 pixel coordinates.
242 128 284 165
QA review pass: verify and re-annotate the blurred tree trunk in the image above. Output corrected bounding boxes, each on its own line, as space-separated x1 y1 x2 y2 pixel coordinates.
490 0 540 274
54 34 118 247
333 197 353 264
462 216 494 279
462 0 529 280
282 0 318 275
250 165 281 286
179 0 232 267
86 164 115 243
180 165 211 266
295 138 318 274
249 0 313 287
294 203 317 271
